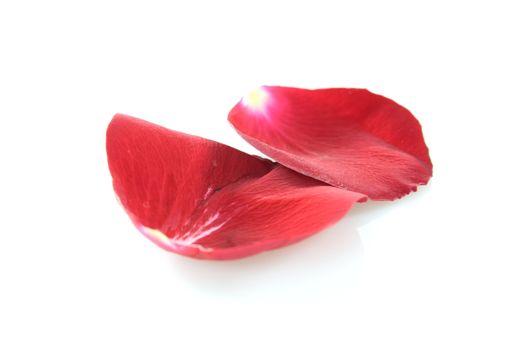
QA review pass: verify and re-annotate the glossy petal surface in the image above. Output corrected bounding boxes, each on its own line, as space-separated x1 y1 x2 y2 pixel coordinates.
229 86 433 200
107 114 365 259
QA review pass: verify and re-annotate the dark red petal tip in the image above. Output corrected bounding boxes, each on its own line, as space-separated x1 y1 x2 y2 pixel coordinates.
107 114 365 259
228 86 433 200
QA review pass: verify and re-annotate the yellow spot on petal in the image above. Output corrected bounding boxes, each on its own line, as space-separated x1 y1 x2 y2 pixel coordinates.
142 226 171 246
242 87 268 110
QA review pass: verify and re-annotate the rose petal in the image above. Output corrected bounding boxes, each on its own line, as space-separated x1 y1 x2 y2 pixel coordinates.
228 86 433 200
107 114 365 259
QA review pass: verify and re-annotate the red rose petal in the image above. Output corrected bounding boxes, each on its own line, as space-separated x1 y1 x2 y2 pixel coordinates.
107 114 365 259
228 86 433 200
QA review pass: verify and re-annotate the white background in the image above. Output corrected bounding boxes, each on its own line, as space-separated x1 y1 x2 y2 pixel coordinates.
1 1 524 349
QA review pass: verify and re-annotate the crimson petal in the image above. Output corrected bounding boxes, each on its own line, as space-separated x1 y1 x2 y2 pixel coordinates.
228 86 433 200
107 114 365 259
